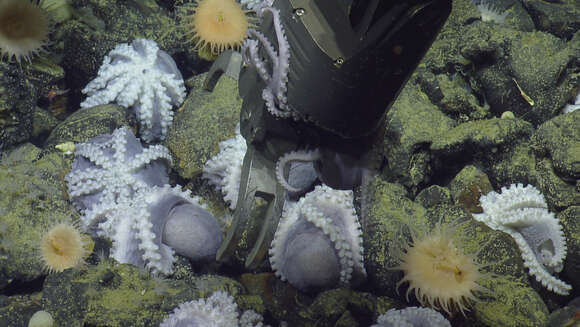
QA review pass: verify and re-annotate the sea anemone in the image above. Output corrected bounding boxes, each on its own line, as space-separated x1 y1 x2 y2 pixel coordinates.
394 221 487 316
0 0 51 62
474 0 508 24
179 0 252 59
40 222 90 273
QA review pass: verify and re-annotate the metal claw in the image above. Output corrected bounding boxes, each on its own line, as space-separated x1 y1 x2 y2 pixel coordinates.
216 144 287 269
204 50 285 269
203 50 243 91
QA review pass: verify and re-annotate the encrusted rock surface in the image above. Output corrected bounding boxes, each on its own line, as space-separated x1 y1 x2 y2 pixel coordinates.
533 110 580 183
362 175 544 326
44 104 137 148
61 0 187 106
165 73 242 180
560 206 580 291
0 63 36 148
523 0 580 39
448 165 494 213
473 277 549 327
0 144 75 289
39 261 247 327
430 118 534 155
383 83 455 192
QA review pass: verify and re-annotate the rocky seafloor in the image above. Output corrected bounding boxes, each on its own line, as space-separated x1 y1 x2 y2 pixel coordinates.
0 0 579 326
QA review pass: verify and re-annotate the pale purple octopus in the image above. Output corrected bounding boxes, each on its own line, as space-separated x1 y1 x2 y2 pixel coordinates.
241 5 290 118
66 127 222 274
66 126 171 230
80 39 186 142
269 184 366 292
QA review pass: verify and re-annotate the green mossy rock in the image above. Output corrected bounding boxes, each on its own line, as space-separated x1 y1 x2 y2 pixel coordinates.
41 261 245 327
474 277 549 327
430 118 534 155
44 104 136 148
165 73 242 180
361 178 427 297
383 83 455 192
0 144 75 289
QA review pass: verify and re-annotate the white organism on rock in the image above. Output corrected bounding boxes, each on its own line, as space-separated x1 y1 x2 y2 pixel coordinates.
202 125 246 209
473 183 571 295
475 0 508 24
105 184 213 275
269 184 366 292
160 291 268 327
371 307 451 327
66 126 172 232
563 91 580 114
81 39 186 142
239 0 273 11
241 6 291 118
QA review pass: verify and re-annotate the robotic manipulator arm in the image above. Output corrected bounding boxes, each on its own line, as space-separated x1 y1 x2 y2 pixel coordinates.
204 0 452 268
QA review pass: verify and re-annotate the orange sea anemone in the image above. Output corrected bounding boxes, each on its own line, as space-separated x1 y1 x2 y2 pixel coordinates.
40 222 90 273
394 221 487 316
0 0 51 63
180 0 252 58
